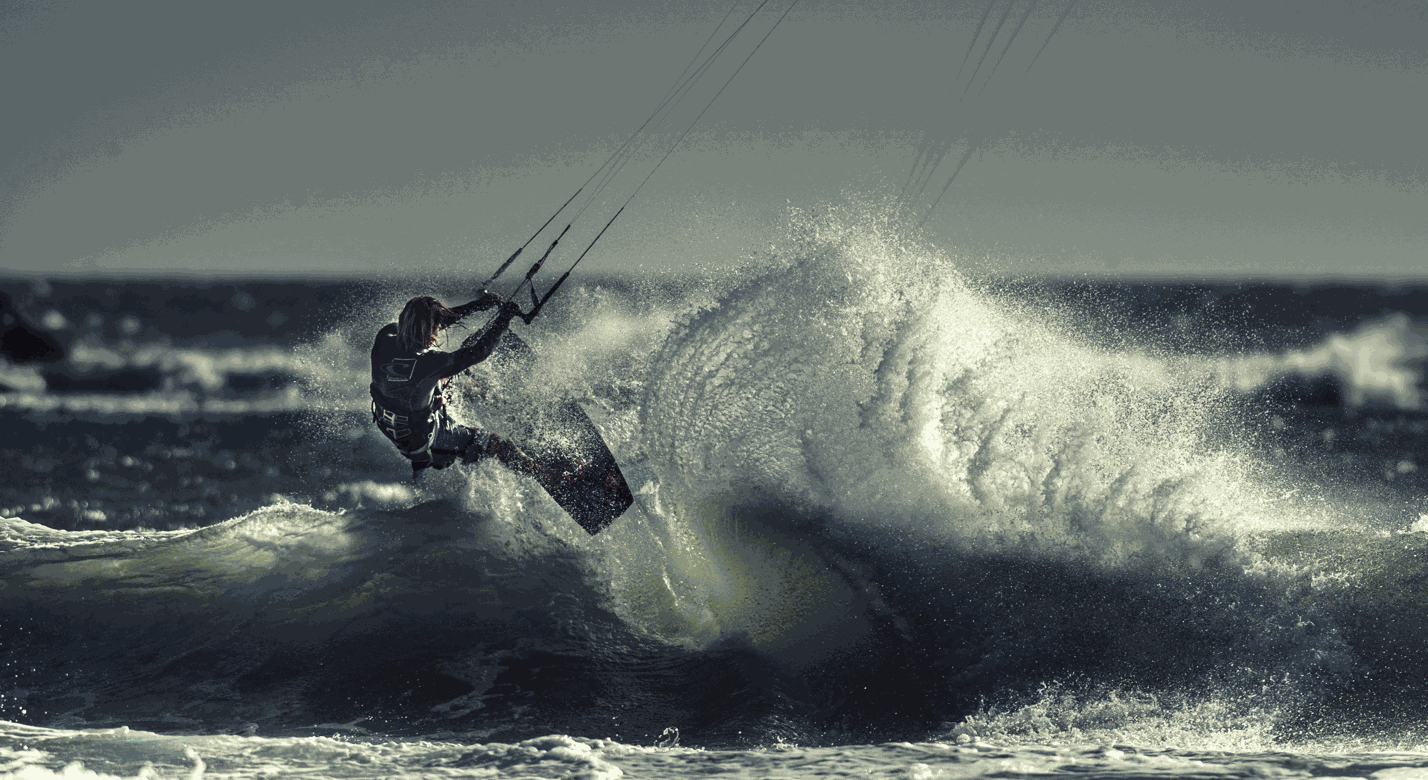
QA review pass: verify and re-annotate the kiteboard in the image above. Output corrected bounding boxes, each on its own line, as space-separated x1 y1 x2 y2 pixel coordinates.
465 330 633 535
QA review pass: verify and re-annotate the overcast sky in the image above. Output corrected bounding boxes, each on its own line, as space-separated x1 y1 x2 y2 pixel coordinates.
1 0 1425 280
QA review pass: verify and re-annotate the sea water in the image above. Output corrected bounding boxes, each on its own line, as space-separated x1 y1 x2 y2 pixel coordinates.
3 206 1427 778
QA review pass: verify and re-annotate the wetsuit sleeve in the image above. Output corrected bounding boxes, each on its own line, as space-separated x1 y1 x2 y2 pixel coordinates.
446 305 520 375
449 292 504 320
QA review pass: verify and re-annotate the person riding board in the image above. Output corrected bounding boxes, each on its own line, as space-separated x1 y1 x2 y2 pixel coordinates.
369 293 541 481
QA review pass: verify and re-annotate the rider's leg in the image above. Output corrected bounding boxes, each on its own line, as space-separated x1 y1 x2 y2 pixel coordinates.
462 428 543 478
485 433 542 477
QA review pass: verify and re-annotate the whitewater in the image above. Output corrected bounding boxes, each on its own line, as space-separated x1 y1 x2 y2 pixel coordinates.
2 205 1427 778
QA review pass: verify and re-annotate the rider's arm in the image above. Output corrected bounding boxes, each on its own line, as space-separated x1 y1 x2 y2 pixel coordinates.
448 302 523 374
449 292 504 321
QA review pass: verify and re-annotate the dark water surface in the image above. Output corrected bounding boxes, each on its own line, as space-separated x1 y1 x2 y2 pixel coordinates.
2 272 1427 778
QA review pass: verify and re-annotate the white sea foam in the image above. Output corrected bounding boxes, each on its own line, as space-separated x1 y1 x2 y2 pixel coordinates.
2 720 1425 779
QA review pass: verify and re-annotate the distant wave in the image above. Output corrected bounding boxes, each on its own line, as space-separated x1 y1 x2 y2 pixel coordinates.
1200 312 1427 410
3 272 1422 421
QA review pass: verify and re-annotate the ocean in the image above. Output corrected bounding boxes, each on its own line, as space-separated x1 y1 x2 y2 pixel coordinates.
3 216 1428 778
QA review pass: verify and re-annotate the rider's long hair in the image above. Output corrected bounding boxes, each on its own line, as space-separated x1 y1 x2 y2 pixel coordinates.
397 296 458 353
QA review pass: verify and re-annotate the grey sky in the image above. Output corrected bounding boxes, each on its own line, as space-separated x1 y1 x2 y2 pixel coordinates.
1 0 1425 280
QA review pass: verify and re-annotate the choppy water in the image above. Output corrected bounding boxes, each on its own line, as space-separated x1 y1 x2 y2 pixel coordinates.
3 208 1428 777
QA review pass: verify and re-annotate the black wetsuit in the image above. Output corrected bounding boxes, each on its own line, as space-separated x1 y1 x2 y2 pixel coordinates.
369 296 518 476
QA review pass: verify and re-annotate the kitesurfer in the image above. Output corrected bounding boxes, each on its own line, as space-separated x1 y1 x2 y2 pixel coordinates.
369 293 541 481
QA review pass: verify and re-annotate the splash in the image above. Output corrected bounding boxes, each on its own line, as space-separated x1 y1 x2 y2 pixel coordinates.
619 203 1365 729
642 202 1270 566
